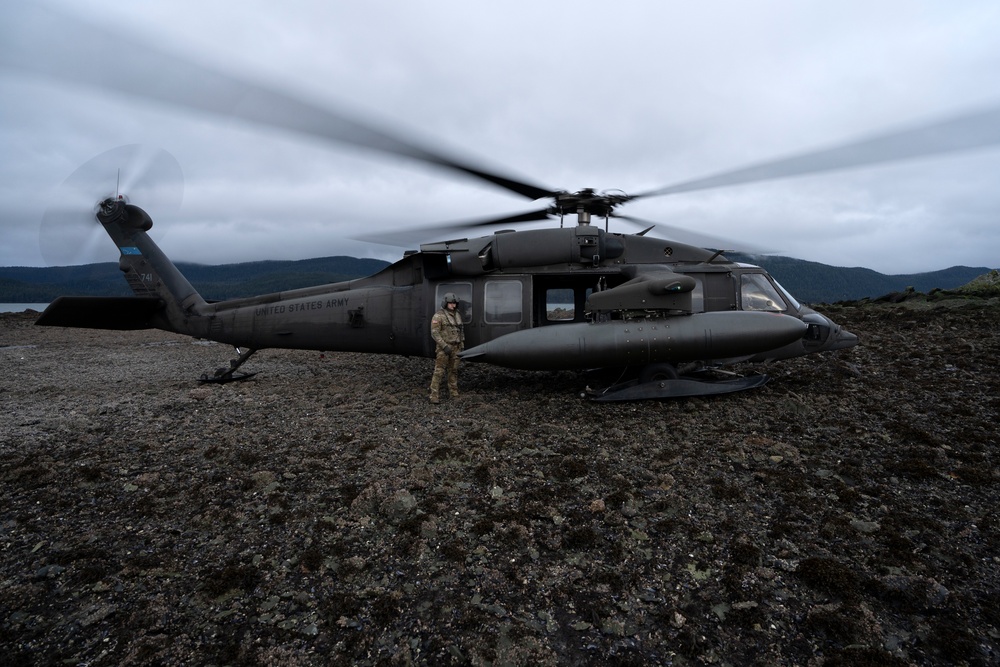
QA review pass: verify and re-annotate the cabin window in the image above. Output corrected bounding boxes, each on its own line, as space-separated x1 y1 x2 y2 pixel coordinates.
545 288 575 321
740 274 786 312
436 283 473 323
484 281 522 324
535 277 598 324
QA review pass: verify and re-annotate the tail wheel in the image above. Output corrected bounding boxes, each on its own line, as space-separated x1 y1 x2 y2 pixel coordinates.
639 362 679 383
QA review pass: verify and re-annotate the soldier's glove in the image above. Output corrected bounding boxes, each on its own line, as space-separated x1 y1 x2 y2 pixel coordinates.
442 345 453 355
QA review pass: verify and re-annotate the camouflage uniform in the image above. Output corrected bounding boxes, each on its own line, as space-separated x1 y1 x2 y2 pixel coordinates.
429 296 465 403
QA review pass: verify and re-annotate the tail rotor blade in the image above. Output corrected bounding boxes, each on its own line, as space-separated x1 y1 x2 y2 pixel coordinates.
39 145 183 266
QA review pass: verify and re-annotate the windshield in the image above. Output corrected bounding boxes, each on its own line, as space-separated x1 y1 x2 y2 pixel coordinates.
740 273 787 312
773 279 801 311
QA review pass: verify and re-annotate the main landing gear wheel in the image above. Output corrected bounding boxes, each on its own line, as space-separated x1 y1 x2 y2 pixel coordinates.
638 362 679 383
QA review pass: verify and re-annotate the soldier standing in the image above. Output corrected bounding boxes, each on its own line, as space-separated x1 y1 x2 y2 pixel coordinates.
429 292 465 403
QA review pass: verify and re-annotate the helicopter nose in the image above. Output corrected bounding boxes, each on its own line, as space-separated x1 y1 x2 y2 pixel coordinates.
827 325 859 351
802 312 860 351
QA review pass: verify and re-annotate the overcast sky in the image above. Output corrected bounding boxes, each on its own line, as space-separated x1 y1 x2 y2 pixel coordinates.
2 0 999 275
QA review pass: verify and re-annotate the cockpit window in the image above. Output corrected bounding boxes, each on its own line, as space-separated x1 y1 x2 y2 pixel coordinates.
740 274 787 312
773 279 800 311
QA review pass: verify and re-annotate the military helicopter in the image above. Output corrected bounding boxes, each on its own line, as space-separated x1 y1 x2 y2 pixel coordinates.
7 7 998 399
35 184 856 400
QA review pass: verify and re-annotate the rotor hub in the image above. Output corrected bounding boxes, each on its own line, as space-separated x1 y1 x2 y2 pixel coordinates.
96 196 153 231
97 196 128 225
551 189 632 222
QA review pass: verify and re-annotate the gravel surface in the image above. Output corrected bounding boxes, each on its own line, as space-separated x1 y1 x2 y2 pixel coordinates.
1 297 998 666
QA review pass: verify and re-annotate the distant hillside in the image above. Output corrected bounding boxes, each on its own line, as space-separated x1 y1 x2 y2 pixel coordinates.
0 256 391 302
0 254 994 304
955 269 1000 296
726 253 994 303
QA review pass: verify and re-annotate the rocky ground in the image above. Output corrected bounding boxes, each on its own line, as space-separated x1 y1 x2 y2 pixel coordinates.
1 294 999 666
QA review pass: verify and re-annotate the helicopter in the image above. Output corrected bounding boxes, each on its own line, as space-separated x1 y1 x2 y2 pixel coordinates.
6 7 998 400
34 187 856 400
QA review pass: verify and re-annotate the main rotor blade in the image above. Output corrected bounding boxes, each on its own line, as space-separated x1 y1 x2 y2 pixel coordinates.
614 214 771 254
354 208 553 246
634 106 1000 199
0 5 557 202
459 208 556 228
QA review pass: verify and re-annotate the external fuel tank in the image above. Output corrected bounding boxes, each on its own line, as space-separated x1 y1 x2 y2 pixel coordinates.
460 311 808 370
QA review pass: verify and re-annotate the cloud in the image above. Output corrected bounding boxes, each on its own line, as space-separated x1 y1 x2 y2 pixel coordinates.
1 0 999 274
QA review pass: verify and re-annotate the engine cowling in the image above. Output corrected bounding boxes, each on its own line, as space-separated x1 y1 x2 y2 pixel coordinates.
421 226 624 276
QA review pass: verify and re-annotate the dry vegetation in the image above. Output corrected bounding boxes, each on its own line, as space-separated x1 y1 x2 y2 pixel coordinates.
1 295 999 665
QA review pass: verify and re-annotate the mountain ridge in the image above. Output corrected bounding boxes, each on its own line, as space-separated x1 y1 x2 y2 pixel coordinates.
0 256 391 303
725 253 994 302
0 254 994 304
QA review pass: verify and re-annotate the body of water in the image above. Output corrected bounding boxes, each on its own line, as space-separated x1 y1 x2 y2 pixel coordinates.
1 303 49 313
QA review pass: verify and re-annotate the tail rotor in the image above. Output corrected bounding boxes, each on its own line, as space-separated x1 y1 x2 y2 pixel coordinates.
39 144 183 266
